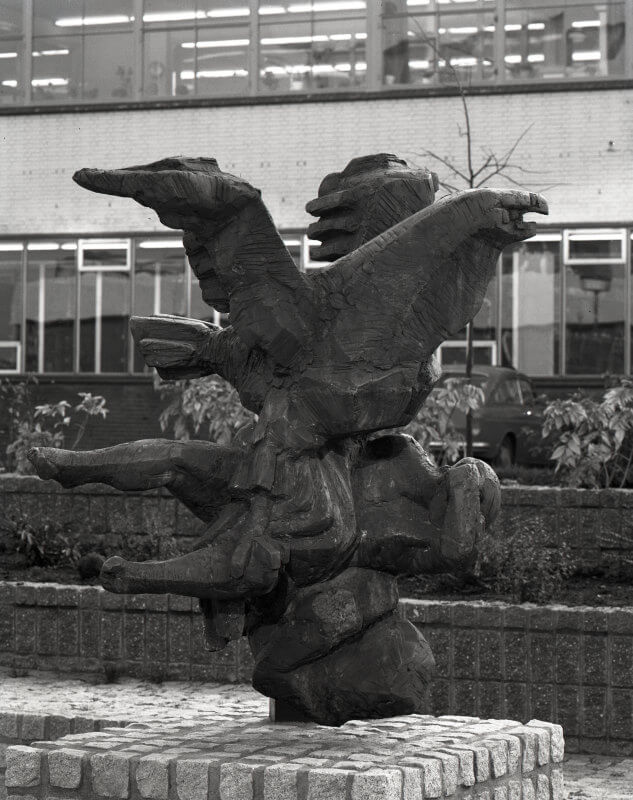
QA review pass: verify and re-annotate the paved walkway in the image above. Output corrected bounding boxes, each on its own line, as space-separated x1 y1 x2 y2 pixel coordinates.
1 671 632 799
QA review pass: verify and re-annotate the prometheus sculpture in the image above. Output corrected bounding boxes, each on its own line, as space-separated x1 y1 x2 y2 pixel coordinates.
29 154 547 725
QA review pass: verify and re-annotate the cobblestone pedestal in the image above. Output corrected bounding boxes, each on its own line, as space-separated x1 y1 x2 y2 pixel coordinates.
4 714 563 799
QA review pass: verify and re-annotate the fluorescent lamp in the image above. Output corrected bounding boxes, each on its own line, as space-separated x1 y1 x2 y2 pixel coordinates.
207 7 250 17
33 49 70 57
282 239 301 246
139 240 183 249
0 243 23 251
1 80 17 87
527 22 545 31
143 11 206 22
61 243 77 251
182 39 250 49
261 35 328 45
527 53 545 63
180 69 248 79
504 54 522 64
408 59 430 69
330 33 352 41
450 57 477 66
407 0 430 5
259 5 286 13
504 24 522 32
572 20 600 29
448 27 478 34
56 15 133 27
572 50 601 62
355 32 366 39
0 52 17 59
27 243 60 251
288 2 365 11
31 78 69 86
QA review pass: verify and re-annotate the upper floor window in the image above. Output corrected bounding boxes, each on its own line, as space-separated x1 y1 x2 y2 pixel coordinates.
0 0 628 108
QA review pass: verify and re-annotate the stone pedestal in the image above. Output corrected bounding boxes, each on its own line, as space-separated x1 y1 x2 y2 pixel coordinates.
4 713 563 799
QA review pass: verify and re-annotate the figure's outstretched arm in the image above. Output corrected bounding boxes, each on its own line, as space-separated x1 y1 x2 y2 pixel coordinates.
28 439 243 523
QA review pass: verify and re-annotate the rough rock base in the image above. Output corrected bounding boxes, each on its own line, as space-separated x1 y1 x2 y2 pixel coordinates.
5 714 563 799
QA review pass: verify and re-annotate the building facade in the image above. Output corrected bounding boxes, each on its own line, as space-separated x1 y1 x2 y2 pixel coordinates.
0 0 632 444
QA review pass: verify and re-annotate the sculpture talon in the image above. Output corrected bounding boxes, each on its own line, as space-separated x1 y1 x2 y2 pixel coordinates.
30 153 547 724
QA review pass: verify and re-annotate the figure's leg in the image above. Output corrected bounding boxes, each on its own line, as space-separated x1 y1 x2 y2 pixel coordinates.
28 440 240 522
101 511 287 600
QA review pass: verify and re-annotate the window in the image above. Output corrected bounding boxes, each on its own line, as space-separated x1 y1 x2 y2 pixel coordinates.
259 4 367 93
439 340 497 366
382 1 496 87
519 378 534 404
0 244 23 372
133 238 188 371
501 235 561 375
505 1 626 82
25 242 76 373
33 0 135 102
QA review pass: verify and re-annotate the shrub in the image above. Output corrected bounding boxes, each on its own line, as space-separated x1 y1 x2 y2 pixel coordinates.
0 513 81 568
0 377 108 474
403 377 484 465
157 375 255 444
542 379 633 488
475 520 577 603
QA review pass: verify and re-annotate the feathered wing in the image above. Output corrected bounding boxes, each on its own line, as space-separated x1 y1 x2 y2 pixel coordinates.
73 157 316 369
314 188 548 369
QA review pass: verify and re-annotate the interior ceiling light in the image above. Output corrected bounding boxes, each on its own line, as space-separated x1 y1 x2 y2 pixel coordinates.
259 5 286 13
504 54 522 63
207 7 250 17
31 78 68 86
527 22 545 30
572 50 601 61
288 2 366 11
33 49 70 57
143 11 206 22
448 26 478 34
0 243 24 251
261 34 328 44
138 240 183 249
182 39 250 49
527 53 545 62
27 243 60 251
572 20 600 29
1 80 17 87
61 243 78 251
408 59 430 69
0 52 17 59
56 15 133 27
504 23 522 31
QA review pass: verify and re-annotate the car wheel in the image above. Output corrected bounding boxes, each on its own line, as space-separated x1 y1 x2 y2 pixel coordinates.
495 435 516 469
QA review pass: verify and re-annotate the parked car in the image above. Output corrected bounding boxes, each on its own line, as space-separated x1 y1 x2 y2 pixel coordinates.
428 365 545 467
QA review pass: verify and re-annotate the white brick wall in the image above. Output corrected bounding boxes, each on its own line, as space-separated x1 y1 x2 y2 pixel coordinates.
0 87 631 235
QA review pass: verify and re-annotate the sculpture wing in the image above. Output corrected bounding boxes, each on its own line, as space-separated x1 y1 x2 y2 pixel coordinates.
313 188 548 369
73 157 315 368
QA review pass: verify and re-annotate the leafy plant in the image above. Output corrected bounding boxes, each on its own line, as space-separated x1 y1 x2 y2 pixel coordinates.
0 378 108 474
475 520 577 604
157 375 255 444
403 378 484 465
0 513 81 568
542 379 633 488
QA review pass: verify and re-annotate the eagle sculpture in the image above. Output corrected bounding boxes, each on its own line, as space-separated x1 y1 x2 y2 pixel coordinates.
29 154 547 724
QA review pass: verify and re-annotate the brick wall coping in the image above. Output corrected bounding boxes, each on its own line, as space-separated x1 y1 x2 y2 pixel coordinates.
4 715 564 800
4 472 633 506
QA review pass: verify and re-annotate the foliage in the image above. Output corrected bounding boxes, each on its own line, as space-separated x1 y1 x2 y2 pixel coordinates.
157 375 255 445
475 519 577 604
0 513 81 568
542 379 633 488
0 377 108 474
403 378 484 465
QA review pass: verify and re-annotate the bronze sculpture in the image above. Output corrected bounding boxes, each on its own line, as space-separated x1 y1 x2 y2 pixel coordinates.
29 154 547 724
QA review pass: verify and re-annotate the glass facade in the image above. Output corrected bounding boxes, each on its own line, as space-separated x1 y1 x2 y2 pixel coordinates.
0 0 628 107
2 227 633 377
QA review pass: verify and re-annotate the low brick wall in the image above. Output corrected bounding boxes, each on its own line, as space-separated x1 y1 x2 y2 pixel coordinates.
1 582 631 756
3 477 633 574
